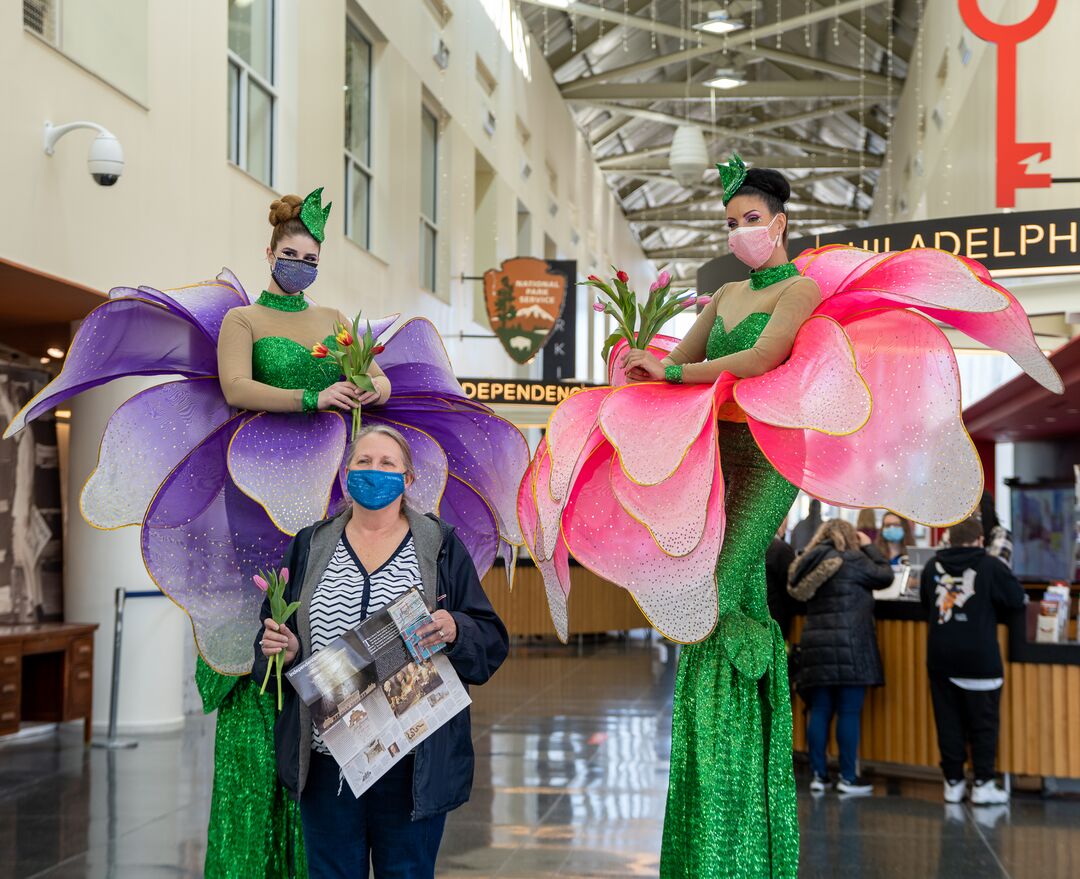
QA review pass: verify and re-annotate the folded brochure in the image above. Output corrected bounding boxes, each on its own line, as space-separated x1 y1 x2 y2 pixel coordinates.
286 588 471 797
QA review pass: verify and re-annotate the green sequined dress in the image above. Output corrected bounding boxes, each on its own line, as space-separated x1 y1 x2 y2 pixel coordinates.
660 305 801 877
200 290 341 879
197 659 307 879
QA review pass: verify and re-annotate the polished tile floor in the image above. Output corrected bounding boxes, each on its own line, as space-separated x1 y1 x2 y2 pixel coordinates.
1 638 1078 878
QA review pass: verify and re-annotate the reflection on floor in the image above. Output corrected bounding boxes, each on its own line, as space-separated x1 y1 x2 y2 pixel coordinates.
0 639 1078 878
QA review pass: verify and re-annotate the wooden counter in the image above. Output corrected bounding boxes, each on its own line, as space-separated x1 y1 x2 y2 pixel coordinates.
481 564 648 637
790 610 1080 779
480 565 1080 780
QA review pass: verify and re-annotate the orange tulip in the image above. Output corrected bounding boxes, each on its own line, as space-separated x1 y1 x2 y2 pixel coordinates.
311 343 330 359
336 329 354 347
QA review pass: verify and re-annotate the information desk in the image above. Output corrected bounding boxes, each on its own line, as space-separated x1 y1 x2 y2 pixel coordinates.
480 565 1080 780
480 559 648 637
0 623 98 744
789 601 1080 780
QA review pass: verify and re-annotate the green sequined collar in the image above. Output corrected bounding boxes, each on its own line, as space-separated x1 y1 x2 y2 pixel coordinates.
256 290 308 312
749 262 800 291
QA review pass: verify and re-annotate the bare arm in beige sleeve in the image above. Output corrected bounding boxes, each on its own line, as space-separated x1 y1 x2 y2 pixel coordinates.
661 290 722 366
336 311 391 404
678 279 822 382
217 311 306 412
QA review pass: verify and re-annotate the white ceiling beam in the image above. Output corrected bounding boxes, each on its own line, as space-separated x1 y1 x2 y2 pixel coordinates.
598 145 677 167
577 101 853 157
627 199 866 221
555 0 887 92
633 213 864 232
744 46 898 88
600 151 876 170
564 80 889 100
646 246 728 260
738 98 875 133
588 111 631 147
545 0 654 73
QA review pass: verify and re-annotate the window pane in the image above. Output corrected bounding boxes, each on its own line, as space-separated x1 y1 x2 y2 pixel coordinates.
57 0 150 104
247 80 273 185
420 108 438 221
420 221 437 291
347 160 371 250
227 62 241 164
345 25 371 163
229 0 274 82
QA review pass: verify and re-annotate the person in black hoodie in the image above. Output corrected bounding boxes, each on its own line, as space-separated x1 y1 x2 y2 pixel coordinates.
920 513 1025 806
257 425 509 878
788 518 894 795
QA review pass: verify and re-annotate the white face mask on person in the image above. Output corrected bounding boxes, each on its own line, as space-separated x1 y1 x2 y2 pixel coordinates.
728 215 783 268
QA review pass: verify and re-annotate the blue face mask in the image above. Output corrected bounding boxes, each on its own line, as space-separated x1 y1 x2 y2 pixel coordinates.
882 525 905 543
271 256 319 293
347 469 406 510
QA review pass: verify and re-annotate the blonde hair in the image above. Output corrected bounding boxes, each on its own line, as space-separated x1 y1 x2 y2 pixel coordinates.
856 508 878 532
805 518 861 554
347 424 415 478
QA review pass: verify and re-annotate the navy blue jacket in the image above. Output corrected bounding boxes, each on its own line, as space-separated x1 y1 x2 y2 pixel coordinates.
252 506 509 818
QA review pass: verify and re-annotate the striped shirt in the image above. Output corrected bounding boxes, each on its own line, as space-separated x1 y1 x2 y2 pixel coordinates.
309 531 419 753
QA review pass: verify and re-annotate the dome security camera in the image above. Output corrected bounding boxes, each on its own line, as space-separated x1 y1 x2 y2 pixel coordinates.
43 121 125 187
87 133 124 186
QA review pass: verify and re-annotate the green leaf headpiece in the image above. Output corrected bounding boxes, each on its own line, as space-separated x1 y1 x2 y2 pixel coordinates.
299 187 332 243
716 153 749 205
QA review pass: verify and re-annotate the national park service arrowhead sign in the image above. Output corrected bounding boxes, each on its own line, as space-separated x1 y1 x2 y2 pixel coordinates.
483 257 568 365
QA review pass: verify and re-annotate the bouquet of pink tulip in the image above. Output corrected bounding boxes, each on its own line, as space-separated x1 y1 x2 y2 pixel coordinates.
254 567 301 711
311 312 385 435
584 268 711 363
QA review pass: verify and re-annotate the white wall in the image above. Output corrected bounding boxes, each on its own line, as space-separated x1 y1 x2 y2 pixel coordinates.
1 0 650 730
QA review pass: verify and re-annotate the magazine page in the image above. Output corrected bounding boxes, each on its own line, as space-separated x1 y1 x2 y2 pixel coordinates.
286 589 471 797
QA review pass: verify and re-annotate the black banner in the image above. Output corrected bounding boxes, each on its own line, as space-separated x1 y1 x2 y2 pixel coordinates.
541 259 577 382
697 207 1080 292
458 377 592 406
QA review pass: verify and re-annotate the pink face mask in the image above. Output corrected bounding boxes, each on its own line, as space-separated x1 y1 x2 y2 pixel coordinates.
728 215 782 269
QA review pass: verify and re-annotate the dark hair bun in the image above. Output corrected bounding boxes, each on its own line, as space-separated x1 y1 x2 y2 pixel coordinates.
268 194 303 227
743 168 790 204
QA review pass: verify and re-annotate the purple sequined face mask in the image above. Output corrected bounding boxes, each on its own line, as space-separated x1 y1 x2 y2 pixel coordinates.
271 256 319 293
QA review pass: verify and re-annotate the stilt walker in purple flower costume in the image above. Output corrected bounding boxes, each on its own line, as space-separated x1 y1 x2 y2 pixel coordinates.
3 189 529 877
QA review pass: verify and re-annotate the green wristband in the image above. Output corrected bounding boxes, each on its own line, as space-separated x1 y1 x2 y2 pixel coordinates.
664 364 684 384
302 389 320 412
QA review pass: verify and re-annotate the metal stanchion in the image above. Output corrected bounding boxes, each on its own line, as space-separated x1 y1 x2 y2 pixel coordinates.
92 587 138 750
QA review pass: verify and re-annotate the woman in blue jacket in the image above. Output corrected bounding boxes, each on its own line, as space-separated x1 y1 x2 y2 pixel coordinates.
256 424 509 879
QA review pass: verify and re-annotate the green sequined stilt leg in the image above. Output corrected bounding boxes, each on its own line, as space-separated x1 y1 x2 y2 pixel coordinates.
661 423 800 879
196 658 308 878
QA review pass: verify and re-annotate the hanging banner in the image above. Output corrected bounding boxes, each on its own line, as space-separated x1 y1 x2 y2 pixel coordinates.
541 259 577 382
483 257 568 365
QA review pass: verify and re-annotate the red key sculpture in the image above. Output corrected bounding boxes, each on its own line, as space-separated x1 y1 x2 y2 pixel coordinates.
958 0 1057 208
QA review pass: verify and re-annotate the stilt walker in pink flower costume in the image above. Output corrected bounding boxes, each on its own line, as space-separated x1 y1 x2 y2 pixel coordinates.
517 155 1063 879
4 189 529 878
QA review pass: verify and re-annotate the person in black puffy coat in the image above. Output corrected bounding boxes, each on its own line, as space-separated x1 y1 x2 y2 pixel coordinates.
788 518 893 795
